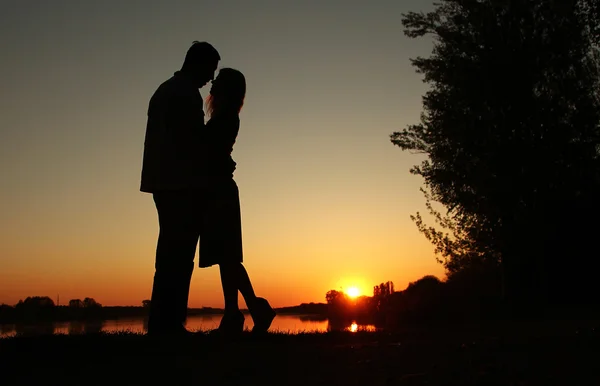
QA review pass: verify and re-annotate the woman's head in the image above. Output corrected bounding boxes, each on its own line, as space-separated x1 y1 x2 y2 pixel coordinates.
206 68 246 117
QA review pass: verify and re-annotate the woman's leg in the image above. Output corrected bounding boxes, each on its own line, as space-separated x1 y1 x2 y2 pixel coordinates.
233 262 276 332
220 261 275 333
219 263 240 312
219 262 257 309
236 263 258 307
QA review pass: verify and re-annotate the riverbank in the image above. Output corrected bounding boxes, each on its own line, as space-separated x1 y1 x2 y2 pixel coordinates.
0 303 329 324
0 313 339 338
1 321 598 385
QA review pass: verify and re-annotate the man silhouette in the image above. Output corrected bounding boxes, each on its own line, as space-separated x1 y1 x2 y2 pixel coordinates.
140 41 220 336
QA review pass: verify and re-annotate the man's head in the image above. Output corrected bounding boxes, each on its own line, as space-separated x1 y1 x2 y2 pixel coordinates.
181 41 220 88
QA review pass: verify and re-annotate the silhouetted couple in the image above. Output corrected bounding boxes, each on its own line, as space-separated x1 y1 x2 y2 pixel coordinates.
140 41 275 336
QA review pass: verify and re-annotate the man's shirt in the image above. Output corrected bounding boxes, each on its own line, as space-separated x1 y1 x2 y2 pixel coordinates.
140 71 205 193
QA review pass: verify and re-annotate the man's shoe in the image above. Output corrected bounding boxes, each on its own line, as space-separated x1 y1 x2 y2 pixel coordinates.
217 310 245 335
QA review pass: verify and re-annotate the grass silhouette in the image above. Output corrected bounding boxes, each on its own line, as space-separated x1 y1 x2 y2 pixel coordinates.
1 321 598 385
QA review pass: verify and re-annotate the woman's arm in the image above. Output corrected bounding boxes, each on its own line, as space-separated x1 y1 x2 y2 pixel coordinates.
202 115 240 176
205 115 239 154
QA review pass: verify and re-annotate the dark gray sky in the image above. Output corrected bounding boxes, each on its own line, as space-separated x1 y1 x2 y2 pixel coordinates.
0 0 442 307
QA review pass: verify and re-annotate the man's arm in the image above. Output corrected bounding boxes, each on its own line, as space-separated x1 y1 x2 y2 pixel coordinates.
161 87 206 181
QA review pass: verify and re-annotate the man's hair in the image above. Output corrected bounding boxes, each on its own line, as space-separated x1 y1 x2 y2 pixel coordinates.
182 41 220 71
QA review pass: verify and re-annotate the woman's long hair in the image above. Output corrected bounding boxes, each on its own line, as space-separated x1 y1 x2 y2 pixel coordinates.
205 68 246 118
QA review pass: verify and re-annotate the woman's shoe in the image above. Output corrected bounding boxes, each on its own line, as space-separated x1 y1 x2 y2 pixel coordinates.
218 310 245 335
249 297 276 334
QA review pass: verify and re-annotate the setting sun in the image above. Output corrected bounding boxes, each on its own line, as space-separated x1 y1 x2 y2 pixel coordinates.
346 287 360 298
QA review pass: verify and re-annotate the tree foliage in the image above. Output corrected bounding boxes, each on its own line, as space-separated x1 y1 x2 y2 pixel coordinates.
392 0 600 306
82 297 102 308
69 299 84 308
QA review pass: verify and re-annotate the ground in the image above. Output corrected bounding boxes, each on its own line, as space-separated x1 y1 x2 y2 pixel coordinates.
1 320 598 385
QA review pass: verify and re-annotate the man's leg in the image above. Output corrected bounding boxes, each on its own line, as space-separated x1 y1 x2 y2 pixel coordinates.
148 191 199 334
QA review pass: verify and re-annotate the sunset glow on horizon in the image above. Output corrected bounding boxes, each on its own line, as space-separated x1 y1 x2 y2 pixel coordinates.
0 1 444 308
345 287 361 298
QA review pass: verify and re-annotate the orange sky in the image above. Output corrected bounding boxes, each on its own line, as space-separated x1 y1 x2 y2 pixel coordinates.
0 1 444 308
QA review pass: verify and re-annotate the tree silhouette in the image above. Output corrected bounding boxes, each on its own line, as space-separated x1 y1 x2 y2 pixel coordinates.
142 299 151 308
325 290 352 322
325 290 344 305
373 282 394 298
392 0 600 312
14 296 56 322
17 296 55 308
69 299 84 308
82 298 101 308
373 281 394 311
0 304 15 323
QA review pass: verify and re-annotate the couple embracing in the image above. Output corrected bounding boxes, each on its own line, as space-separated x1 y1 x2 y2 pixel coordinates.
140 41 275 336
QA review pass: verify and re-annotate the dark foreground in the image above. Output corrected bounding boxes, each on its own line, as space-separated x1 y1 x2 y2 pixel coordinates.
1 320 598 385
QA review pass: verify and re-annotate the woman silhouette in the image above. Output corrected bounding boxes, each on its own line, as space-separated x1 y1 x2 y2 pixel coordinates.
200 68 275 334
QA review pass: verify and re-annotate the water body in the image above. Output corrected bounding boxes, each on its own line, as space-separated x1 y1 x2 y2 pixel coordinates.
0 314 377 337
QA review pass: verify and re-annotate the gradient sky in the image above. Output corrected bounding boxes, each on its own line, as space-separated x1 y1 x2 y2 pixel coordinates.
0 0 443 308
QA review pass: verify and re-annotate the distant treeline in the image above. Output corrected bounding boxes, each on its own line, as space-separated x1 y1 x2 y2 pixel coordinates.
326 272 506 328
0 296 328 324
274 302 328 316
0 305 222 324
326 270 600 330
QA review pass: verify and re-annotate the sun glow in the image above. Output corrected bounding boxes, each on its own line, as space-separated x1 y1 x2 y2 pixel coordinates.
345 286 360 298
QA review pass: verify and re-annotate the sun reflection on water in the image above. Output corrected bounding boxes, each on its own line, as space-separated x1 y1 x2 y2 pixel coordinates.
0 316 382 337
349 322 358 333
